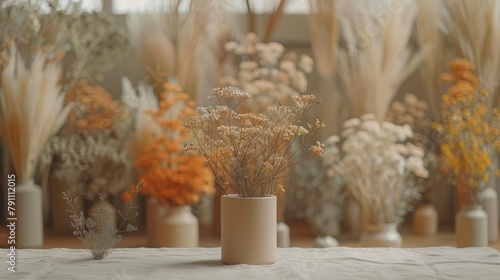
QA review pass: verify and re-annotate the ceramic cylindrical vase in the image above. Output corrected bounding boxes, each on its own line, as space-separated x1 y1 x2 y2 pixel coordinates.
277 221 290 248
155 205 198 247
456 204 488 247
88 198 117 232
413 204 438 235
359 223 402 248
479 187 498 242
221 194 277 265
17 178 44 248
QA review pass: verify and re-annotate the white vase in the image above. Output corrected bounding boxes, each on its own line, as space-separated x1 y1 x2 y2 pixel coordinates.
314 236 339 248
221 194 276 265
413 203 438 235
456 204 488 247
479 187 498 242
88 198 117 232
155 205 198 247
359 223 402 248
277 221 290 248
50 175 82 233
17 178 44 248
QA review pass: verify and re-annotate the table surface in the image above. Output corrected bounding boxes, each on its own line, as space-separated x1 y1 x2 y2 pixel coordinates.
3 246 500 280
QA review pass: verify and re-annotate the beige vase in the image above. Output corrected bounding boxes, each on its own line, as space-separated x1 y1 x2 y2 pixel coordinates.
17 178 44 248
359 223 402 248
456 204 488 247
156 205 198 247
413 203 438 235
221 194 277 265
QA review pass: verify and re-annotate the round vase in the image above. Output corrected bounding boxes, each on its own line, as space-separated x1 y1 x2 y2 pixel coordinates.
359 223 402 248
479 187 498 242
221 194 277 265
456 204 488 247
413 204 438 235
155 205 198 247
17 178 44 248
314 236 339 248
88 198 117 232
277 221 290 248
146 197 167 247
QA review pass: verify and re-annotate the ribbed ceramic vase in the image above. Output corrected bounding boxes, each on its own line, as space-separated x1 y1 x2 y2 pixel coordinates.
479 187 498 242
456 204 488 247
413 204 438 235
156 205 198 247
221 194 277 265
17 178 44 248
88 198 117 232
359 223 402 248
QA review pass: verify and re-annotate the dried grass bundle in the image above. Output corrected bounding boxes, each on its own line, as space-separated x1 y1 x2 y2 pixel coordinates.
337 0 425 120
127 0 228 101
443 0 500 106
0 50 71 180
415 0 447 121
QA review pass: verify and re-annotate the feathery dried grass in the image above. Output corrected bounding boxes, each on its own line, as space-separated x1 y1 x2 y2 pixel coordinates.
337 0 426 120
0 49 71 180
443 0 500 107
415 0 447 121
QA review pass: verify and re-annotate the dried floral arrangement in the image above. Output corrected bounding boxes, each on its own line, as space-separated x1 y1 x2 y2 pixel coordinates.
337 0 426 119
386 94 439 204
127 0 228 99
184 87 325 197
63 182 141 260
433 59 500 208
42 84 133 200
0 49 70 181
220 32 314 114
123 80 215 206
323 114 429 225
443 0 500 105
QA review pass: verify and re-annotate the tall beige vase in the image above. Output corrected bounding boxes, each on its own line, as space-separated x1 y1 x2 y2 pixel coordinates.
17 178 44 248
221 195 277 265
456 204 488 247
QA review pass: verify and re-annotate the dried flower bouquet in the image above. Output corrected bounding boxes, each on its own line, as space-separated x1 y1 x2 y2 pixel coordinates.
185 87 324 197
433 59 500 207
323 114 429 225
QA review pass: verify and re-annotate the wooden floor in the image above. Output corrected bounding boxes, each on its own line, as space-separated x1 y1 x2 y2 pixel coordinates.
3 221 499 250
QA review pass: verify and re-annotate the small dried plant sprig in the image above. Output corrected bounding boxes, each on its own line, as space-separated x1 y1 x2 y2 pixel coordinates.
184 87 324 197
433 59 500 207
62 182 141 260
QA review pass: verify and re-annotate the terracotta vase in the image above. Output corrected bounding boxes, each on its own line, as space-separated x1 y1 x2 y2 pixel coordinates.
359 223 402 248
455 204 488 247
413 203 438 235
50 175 83 233
17 177 44 248
155 205 198 247
146 197 167 247
221 194 276 265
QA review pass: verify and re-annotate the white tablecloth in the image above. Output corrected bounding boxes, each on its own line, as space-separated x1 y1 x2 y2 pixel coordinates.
3 247 500 280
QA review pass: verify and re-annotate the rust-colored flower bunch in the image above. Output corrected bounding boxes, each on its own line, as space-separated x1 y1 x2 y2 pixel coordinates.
433 59 500 207
65 79 122 133
132 83 214 206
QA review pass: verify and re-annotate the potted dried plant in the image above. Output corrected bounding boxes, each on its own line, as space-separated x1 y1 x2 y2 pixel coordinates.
433 59 500 247
124 81 214 247
324 114 429 247
185 87 324 264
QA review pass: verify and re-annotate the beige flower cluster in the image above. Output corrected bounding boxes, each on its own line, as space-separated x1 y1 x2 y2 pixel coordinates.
185 87 324 197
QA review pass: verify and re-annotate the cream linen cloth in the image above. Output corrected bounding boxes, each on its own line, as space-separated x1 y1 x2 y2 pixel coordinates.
3 246 500 279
